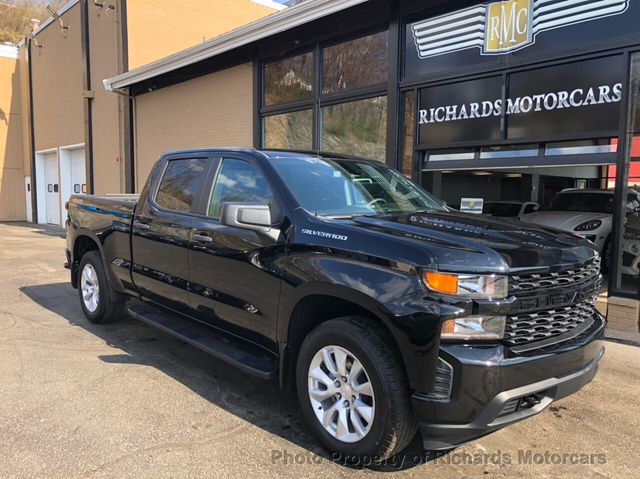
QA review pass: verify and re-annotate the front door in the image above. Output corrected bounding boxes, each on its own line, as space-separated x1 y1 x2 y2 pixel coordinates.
189 156 283 349
131 156 211 315
44 152 60 225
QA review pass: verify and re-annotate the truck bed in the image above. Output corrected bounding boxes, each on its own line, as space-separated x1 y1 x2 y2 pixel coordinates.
69 194 138 218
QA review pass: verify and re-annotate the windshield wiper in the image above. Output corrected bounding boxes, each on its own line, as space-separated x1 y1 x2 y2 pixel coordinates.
323 213 371 219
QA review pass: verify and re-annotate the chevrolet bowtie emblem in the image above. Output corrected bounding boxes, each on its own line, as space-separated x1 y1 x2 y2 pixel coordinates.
411 0 630 59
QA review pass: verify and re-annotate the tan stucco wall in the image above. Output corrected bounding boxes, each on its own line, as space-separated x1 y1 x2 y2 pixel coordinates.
88 6 123 194
18 44 31 177
134 63 254 189
126 0 278 70
0 53 26 221
31 2 84 152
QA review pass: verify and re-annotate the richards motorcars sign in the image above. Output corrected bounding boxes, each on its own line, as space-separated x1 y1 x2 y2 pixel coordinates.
419 82 622 125
417 55 624 145
404 0 639 79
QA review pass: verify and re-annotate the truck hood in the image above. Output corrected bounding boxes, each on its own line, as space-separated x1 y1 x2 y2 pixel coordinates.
348 210 596 271
522 211 610 231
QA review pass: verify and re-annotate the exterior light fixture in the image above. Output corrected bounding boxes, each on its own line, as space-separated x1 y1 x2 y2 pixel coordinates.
46 5 69 36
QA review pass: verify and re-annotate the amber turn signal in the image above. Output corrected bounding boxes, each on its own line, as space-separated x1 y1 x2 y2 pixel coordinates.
424 271 458 295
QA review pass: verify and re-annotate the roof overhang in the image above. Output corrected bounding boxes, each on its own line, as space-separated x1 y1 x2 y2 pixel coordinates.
0 44 18 60
103 0 369 93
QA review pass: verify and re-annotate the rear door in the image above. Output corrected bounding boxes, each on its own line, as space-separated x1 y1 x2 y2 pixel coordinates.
131 155 213 315
188 155 284 349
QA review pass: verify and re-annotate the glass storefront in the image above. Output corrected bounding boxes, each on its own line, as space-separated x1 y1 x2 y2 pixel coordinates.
614 53 640 295
257 0 640 300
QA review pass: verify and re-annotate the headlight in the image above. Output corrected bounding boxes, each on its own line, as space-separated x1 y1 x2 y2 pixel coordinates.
423 271 508 299
574 220 602 231
441 315 506 340
624 228 640 241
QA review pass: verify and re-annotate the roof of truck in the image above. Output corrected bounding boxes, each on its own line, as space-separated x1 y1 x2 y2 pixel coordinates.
161 148 373 162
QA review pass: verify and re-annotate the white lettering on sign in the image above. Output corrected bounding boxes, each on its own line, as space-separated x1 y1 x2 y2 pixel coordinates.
301 228 348 241
419 83 622 125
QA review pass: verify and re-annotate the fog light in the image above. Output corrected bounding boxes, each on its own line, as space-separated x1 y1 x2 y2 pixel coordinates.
441 315 506 341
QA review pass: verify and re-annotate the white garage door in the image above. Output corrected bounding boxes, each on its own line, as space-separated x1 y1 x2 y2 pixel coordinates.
43 152 60 225
70 149 86 195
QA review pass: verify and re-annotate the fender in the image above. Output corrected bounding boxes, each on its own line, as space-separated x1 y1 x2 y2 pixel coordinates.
69 216 134 296
276 252 443 392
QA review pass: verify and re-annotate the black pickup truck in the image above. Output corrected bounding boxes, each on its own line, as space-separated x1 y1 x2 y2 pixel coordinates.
65 148 605 460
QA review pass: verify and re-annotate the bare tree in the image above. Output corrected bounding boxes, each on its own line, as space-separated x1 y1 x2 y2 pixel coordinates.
0 0 67 44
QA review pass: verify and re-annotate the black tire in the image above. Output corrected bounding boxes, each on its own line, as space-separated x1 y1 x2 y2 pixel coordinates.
296 316 417 462
77 250 126 324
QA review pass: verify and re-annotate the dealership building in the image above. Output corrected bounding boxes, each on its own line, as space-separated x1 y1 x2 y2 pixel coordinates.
3 0 640 329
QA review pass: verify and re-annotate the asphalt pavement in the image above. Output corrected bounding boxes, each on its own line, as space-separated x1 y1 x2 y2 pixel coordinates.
0 222 638 478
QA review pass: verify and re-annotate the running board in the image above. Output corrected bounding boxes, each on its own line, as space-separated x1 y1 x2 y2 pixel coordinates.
127 301 278 380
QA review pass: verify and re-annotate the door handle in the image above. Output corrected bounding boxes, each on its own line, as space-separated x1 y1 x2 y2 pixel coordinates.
193 234 213 243
134 222 150 231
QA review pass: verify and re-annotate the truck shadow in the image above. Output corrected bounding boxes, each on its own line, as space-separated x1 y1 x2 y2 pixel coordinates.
19 282 446 472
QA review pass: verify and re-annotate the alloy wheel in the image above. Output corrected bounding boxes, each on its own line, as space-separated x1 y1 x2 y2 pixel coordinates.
307 345 375 443
81 263 100 313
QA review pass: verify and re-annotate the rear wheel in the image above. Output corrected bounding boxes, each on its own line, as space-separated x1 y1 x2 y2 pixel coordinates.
296 317 416 462
77 251 126 323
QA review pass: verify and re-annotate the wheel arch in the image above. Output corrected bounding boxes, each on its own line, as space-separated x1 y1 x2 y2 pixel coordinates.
71 232 103 288
278 285 408 393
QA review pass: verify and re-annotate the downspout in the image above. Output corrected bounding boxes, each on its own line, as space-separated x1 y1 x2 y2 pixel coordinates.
118 0 135 193
80 0 95 193
27 39 37 223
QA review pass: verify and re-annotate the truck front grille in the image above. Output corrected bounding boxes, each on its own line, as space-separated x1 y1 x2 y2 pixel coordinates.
504 301 595 347
509 257 601 296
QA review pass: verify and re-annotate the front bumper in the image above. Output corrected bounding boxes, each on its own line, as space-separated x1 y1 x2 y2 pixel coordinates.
413 313 605 450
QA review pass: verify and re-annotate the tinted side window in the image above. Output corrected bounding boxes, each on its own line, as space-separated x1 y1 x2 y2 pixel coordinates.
524 204 536 214
155 158 209 212
208 159 272 219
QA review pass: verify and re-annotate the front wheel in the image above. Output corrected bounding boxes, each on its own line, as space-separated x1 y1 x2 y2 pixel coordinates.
77 251 126 323
296 317 417 462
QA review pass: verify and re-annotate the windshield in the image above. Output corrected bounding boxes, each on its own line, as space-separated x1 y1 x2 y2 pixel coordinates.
483 203 521 217
269 157 446 217
540 192 614 214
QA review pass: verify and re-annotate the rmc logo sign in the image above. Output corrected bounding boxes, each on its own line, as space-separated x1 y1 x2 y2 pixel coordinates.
485 0 532 53
411 0 630 59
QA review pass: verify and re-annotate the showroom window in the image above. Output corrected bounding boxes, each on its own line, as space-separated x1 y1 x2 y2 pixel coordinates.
261 30 389 162
263 109 313 150
322 31 388 94
612 52 640 297
264 51 314 107
322 96 387 161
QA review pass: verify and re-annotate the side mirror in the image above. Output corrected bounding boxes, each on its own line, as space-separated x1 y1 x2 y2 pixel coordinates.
220 202 273 232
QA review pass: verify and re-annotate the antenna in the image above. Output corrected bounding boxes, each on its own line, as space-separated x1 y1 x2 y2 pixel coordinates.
46 5 69 36
23 27 42 48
